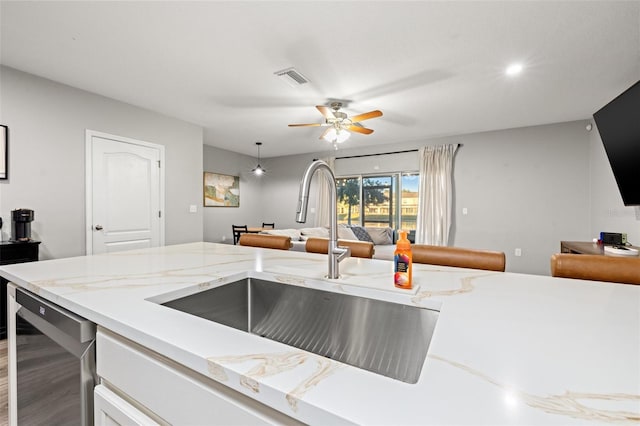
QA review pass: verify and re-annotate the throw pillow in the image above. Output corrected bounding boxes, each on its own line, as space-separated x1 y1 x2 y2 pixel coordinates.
349 225 374 243
365 227 393 245
338 224 358 241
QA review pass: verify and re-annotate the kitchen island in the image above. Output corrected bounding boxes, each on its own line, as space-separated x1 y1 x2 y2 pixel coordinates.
1 242 638 424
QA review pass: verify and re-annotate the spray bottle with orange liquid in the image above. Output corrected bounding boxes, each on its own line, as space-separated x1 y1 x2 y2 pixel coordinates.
394 230 412 289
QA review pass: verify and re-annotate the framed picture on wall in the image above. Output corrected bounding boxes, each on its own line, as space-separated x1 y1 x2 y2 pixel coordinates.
0 125 7 180
203 172 239 207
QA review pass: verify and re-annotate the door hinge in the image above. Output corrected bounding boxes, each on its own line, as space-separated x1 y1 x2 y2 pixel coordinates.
157 160 161 168
158 210 162 218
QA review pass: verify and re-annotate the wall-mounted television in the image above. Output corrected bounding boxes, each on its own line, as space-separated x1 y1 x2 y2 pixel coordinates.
593 80 640 206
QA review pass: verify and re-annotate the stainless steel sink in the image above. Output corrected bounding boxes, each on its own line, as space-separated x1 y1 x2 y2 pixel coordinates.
161 278 439 384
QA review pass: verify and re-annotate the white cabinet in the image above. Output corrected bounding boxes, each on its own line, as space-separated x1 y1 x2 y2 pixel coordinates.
96 329 299 425
94 385 159 426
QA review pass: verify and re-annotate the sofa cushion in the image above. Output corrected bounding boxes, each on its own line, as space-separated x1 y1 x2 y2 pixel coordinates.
365 227 393 245
349 226 374 243
299 227 329 239
338 225 359 241
260 228 302 241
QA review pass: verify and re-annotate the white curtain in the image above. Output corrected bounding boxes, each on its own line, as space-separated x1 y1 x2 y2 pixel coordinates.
415 144 458 245
314 156 335 227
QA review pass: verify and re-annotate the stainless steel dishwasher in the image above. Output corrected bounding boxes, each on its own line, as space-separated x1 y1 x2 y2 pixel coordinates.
7 283 97 426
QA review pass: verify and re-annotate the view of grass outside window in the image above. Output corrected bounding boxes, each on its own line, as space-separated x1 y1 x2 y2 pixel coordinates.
337 173 419 231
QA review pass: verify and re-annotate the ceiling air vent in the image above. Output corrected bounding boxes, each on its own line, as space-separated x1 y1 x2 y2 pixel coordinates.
274 67 310 87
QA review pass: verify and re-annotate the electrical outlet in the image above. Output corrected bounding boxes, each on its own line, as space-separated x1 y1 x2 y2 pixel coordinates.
221 235 226 242
515 248 522 257
189 205 197 213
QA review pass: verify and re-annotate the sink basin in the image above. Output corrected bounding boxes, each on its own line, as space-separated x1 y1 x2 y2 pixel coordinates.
161 278 439 384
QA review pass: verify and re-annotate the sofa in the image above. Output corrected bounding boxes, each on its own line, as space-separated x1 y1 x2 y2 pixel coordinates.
260 225 396 260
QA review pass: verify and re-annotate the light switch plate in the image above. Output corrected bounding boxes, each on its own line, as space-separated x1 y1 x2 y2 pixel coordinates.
189 205 197 213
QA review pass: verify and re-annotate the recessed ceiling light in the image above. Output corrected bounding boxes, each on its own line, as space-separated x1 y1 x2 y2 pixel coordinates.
506 63 523 76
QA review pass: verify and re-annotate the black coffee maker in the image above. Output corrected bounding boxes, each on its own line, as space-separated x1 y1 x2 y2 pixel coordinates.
11 209 34 242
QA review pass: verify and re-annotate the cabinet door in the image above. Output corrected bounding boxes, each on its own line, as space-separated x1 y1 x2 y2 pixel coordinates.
97 330 297 425
94 385 160 426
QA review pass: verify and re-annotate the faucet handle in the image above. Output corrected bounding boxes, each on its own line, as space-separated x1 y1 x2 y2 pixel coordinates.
333 245 351 263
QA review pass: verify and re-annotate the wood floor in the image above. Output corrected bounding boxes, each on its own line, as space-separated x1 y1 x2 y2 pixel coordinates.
1 338 7 426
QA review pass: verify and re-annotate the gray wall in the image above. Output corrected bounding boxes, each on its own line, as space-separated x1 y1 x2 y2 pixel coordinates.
202 145 266 243
451 121 591 274
252 121 596 275
255 152 322 230
0 66 203 260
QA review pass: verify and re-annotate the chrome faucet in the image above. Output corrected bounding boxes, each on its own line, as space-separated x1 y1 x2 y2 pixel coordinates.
296 160 350 279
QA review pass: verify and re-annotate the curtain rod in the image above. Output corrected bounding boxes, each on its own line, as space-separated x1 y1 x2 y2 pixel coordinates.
335 149 418 160
335 144 461 160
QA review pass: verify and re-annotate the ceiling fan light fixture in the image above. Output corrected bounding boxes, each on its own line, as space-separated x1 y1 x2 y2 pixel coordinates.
322 128 350 144
290 103 381 141
335 129 350 144
252 142 266 176
322 128 336 142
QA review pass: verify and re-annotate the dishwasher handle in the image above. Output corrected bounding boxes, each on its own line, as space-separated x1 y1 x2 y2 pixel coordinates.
16 287 96 343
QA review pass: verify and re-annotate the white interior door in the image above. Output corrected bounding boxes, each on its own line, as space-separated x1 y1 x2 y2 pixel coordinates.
86 131 164 254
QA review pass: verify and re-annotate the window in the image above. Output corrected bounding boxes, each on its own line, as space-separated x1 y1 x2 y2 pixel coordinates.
337 172 418 231
363 176 393 228
336 177 360 225
400 173 419 230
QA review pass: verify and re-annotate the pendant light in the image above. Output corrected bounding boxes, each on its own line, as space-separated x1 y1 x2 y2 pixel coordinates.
252 142 266 176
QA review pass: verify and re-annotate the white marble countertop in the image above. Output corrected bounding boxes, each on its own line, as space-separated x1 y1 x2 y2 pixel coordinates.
1 242 639 425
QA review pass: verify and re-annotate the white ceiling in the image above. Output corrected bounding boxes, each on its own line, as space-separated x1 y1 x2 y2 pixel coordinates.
1 1 639 158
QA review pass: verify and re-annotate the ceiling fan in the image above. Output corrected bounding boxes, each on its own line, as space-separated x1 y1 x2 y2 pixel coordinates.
288 102 383 143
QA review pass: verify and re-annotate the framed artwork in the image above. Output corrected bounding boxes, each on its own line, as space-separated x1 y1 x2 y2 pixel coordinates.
203 172 239 207
0 125 7 180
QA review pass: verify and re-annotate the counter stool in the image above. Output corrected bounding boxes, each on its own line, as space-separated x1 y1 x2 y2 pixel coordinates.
239 234 292 250
412 244 506 272
305 237 375 259
550 253 640 284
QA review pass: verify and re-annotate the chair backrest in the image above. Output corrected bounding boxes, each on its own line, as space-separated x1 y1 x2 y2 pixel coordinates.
239 234 292 250
305 237 375 259
262 222 275 229
550 253 640 284
232 225 248 245
412 244 506 272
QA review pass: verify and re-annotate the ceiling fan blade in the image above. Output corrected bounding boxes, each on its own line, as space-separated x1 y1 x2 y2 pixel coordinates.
316 105 336 119
288 123 324 127
350 110 383 123
347 125 374 135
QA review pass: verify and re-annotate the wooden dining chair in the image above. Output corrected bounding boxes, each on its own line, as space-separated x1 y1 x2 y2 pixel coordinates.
238 234 292 250
262 222 275 229
412 244 506 272
232 225 248 245
305 237 375 259
550 253 640 284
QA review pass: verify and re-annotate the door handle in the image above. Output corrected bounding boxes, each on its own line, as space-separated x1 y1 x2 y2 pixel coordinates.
94 225 103 231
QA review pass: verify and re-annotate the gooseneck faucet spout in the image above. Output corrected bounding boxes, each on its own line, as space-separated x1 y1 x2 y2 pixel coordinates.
296 160 350 279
